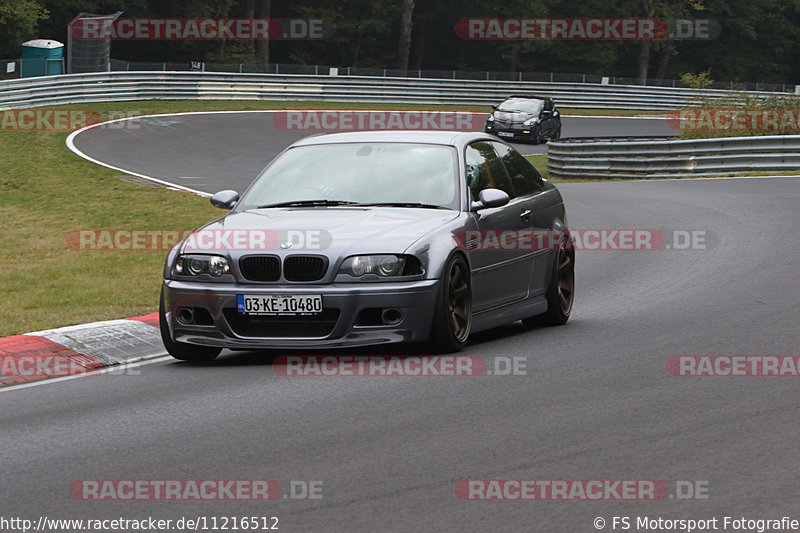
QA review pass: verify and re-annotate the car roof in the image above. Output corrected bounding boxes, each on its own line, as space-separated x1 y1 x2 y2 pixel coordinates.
290 130 495 147
506 95 553 101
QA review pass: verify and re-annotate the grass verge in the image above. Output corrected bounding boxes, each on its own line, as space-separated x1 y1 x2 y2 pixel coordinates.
0 126 219 336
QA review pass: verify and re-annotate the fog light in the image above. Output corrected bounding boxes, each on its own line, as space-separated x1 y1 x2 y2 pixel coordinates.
381 308 403 325
176 307 195 325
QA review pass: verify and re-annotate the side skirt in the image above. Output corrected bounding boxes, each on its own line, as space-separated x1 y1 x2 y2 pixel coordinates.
470 295 548 333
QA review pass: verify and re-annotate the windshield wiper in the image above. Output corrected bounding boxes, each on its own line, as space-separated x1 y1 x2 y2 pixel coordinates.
358 202 448 209
255 199 361 209
255 200 448 209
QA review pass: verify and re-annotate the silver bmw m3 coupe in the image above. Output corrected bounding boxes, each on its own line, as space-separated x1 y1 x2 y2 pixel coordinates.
160 130 574 360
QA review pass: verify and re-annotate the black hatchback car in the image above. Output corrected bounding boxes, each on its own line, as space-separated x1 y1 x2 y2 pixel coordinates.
484 95 562 144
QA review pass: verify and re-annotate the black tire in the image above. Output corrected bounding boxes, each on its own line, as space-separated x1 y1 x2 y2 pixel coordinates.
159 288 221 362
523 238 574 327
531 127 543 144
428 254 472 353
552 126 562 141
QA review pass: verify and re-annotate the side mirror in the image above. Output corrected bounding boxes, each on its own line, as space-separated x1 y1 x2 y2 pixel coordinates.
210 190 239 210
491 104 498 110
471 188 510 211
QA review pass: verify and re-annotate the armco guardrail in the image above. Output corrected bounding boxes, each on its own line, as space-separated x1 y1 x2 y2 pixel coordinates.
547 135 800 179
0 71 791 111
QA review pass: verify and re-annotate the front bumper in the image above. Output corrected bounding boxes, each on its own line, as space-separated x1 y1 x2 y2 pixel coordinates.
162 279 440 349
484 124 538 141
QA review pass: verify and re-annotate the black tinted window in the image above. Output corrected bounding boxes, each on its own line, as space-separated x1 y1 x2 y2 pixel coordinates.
465 141 515 201
492 142 543 196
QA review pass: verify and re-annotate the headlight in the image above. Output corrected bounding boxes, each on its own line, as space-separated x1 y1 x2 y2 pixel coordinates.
339 255 421 278
208 256 230 276
523 118 539 126
486 114 495 122
173 255 230 277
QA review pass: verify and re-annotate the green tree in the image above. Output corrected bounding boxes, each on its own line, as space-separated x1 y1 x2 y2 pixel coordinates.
0 0 49 57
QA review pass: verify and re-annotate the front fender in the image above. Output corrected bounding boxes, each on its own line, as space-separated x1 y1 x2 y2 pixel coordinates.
404 214 476 280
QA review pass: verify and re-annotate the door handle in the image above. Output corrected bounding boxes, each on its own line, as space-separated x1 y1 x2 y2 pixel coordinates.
520 209 531 220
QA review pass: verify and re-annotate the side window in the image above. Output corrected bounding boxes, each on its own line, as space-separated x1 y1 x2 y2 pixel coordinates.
492 142 543 197
543 99 554 112
465 141 515 202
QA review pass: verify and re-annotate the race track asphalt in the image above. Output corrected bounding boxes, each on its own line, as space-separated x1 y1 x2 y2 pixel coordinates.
69 112 674 194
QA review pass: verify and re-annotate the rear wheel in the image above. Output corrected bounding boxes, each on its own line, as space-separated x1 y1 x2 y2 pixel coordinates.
159 288 221 362
523 238 574 327
429 255 472 353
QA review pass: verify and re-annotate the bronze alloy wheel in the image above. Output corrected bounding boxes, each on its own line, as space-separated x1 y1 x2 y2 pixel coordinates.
447 258 472 343
556 240 575 316
522 237 575 327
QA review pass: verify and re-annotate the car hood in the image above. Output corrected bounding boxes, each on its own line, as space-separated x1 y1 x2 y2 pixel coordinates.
184 207 460 256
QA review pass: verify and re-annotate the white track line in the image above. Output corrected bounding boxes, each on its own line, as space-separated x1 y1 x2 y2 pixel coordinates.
66 114 216 197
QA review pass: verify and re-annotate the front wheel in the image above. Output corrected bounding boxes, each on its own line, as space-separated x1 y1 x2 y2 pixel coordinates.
523 238 574 327
428 255 472 353
159 288 221 362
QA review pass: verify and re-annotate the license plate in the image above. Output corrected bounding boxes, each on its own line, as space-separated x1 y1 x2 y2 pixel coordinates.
237 294 323 315
497 131 514 138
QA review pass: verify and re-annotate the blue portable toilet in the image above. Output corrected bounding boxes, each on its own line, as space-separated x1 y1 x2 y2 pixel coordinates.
21 39 64 77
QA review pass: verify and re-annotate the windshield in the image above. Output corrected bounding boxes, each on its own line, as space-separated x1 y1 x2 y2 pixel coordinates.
238 143 459 210
497 98 544 115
